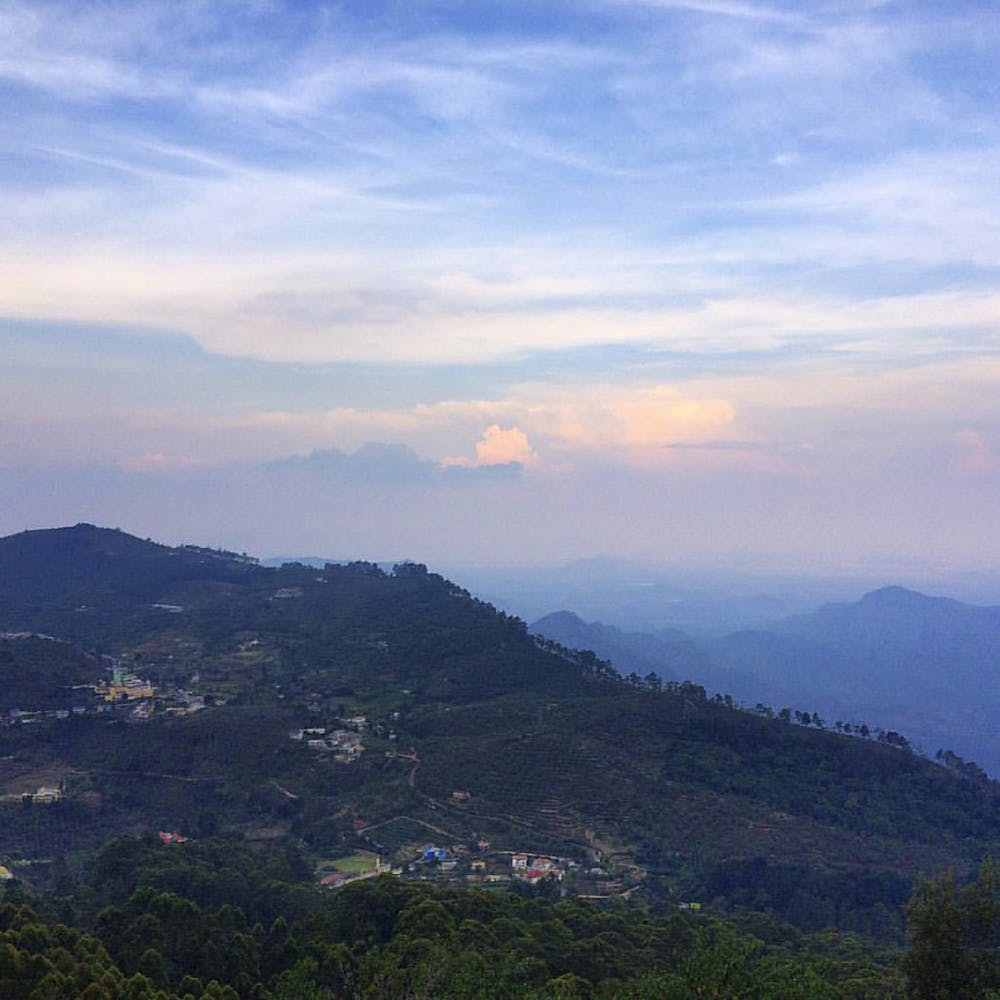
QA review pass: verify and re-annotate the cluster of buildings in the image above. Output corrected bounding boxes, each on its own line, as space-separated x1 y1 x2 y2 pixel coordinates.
94 664 207 721
29 786 62 804
392 841 572 888
98 666 155 703
5 706 89 726
289 717 368 763
1 626 212 726
4 664 205 729
510 852 566 884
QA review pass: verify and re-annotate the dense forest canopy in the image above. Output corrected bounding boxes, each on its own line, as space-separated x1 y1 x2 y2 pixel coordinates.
0 836 997 997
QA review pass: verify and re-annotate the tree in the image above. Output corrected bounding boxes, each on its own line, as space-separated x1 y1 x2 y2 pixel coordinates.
904 859 1000 999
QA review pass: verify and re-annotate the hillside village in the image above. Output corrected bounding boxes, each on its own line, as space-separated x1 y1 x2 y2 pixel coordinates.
1 627 645 899
3 619 618 894
1 631 205 727
312 830 640 900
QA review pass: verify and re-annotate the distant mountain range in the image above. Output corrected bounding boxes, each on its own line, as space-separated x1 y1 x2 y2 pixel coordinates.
440 558 1000 635
532 585 1000 775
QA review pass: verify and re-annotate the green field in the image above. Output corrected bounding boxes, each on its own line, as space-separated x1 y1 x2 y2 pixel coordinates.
318 850 381 875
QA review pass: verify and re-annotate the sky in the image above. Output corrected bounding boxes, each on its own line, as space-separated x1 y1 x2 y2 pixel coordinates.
2 0 999 582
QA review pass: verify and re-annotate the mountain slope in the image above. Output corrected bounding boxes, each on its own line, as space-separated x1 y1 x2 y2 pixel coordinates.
721 586 1000 772
532 587 1000 776
0 523 263 643
530 610 712 683
0 526 997 940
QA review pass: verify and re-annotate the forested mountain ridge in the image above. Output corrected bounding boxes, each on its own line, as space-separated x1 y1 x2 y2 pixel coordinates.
0 523 264 645
533 585 1000 777
0 524 997 949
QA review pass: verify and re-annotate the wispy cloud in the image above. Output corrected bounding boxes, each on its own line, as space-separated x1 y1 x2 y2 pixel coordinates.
2 0 999 571
613 0 803 25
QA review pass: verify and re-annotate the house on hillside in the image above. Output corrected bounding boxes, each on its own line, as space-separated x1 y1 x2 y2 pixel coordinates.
511 853 529 870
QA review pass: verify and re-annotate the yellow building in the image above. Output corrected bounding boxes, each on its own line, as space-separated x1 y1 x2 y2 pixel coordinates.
104 675 155 702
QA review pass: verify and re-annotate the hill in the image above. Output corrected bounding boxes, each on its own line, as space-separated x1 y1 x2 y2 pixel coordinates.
0 525 997 942
530 610 745 695
532 587 1000 777
0 524 263 644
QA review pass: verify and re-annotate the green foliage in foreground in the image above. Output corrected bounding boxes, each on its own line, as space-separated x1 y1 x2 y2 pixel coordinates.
1 836 910 998
904 858 1000 999
4 836 999 998
0 889 901 999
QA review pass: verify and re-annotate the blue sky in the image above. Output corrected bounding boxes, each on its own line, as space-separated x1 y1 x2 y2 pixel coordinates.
2 0 998 578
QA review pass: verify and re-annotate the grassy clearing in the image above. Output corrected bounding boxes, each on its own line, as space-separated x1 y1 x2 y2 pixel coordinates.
318 850 381 875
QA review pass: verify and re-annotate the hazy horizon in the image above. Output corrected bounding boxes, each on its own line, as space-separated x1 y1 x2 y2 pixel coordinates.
3 1 998 575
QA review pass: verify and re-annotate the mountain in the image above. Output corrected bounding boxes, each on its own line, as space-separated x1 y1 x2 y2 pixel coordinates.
782 585 1000 656
531 586 1000 776
530 610 734 690
0 523 263 644
444 559 870 634
0 525 997 942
